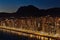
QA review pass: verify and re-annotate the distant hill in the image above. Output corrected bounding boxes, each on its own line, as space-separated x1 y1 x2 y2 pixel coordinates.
16 5 40 17
0 12 16 18
0 5 60 18
16 5 60 17
46 8 60 16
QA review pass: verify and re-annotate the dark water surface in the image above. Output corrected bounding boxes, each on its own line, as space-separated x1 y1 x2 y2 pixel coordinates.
0 31 39 40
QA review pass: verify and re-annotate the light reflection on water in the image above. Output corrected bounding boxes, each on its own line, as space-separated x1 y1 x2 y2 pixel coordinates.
0 31 40 40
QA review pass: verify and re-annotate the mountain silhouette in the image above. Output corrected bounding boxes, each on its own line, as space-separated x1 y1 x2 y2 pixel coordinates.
16 5 40 17
16 5 60 17
0 5 60 18
46 8 60 16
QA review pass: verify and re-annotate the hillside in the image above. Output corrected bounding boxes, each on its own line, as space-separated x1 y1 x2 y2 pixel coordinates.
0 5 60 18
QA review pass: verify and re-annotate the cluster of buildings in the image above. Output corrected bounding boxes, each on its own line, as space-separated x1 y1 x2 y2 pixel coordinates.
0 15 60 34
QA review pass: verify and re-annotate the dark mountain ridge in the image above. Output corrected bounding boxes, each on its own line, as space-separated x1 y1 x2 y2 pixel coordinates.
0 5 60 18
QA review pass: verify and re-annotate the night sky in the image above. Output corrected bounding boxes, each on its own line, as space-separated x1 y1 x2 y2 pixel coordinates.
0 0 60 13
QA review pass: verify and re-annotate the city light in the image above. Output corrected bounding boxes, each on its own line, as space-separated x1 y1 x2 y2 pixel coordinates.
0 16 60 40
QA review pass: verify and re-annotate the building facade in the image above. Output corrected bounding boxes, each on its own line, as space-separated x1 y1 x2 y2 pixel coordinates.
0 16 60 34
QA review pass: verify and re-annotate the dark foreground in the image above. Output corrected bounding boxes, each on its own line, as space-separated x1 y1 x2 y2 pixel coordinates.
0 31 39 40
